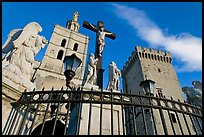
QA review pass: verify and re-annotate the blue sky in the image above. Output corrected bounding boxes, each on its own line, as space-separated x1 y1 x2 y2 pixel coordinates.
2 2 202 92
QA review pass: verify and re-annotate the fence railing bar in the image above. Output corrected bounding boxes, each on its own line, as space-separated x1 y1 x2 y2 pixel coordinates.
63 102 71 135
75 92 82 135
174 111 184 135
28 103 40 135
157 99 168 135
11 107 21 135
167 110 176 135
18 105 30 135
40 103 50 135
140 97 148 135
52 92 63 135
120 95 125 135
3 107 15 135
7 108 18 135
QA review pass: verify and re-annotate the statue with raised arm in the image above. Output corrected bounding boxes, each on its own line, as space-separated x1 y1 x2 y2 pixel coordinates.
107 61 121 91
84 53 98 85
89 21 113 57
2 22 48 91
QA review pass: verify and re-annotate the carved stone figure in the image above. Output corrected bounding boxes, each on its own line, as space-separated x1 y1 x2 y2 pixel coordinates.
84 53 98 85
89 22 113 57
182 81 202 99
2 22 48 91
73 11 79 22
107 61 121 91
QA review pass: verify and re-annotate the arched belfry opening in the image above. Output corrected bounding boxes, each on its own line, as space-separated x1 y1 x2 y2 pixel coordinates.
57 50 64 60
61 39 66 47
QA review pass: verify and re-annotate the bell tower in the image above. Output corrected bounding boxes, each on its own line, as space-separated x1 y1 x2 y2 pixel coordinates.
33 12 89 90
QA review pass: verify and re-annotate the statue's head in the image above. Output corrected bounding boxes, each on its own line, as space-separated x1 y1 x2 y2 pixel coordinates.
182 87 189 94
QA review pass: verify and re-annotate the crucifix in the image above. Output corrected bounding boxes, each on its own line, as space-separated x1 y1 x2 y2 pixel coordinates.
83 20 116 88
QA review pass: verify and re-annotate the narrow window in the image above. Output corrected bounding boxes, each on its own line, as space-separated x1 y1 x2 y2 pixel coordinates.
157 55 160 61
73 43 78 51
154 55 157 60
151 54 154 60
139 52 141 58
158 68 161 73
142 53 144 58
160 56 163 62
61 39 66 47
148 54 151 59
57 50 64 60
166 57 169 63
170 113 177 123
145 53 147 59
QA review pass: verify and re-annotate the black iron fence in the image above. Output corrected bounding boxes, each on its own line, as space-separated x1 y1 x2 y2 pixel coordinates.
2 88 202 135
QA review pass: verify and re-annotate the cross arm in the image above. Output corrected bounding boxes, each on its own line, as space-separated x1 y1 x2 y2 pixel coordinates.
82 21 97 32
104 30 116 40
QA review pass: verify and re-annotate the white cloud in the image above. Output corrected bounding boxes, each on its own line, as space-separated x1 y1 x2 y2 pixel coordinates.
110 3 202 72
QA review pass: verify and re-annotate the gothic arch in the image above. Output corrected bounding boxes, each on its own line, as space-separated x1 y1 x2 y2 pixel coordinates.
57 50 64 60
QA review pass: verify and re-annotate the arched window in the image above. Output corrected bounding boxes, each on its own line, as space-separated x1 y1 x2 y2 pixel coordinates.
164 57 166 62
160 56 163 62
73 43 78 51
57 50 64 60
61 39 66 47
142 53 144 58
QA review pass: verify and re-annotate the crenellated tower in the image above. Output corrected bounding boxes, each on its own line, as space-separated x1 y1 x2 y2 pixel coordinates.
121 46 184 101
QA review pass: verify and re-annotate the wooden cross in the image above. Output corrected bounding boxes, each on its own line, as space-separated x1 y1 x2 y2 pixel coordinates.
83 20 116 88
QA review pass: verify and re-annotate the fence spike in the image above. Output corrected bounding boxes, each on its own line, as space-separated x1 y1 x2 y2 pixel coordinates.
171 96 173 100
42 87 45 91
32 88 36 92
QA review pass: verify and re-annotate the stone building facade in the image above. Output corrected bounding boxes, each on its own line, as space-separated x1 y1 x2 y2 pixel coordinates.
33 14 89 90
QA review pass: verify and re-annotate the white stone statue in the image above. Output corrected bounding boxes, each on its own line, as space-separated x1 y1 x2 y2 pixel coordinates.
107 61 121 91
2 22 48 91
89 23 113 57
84 53 98 85
182 81 202 107
182 81 202 99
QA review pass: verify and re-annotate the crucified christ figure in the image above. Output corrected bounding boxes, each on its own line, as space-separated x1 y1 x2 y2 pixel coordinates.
89 23 113 57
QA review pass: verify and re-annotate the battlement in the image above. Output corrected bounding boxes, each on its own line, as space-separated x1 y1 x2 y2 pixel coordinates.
121 46 173 75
